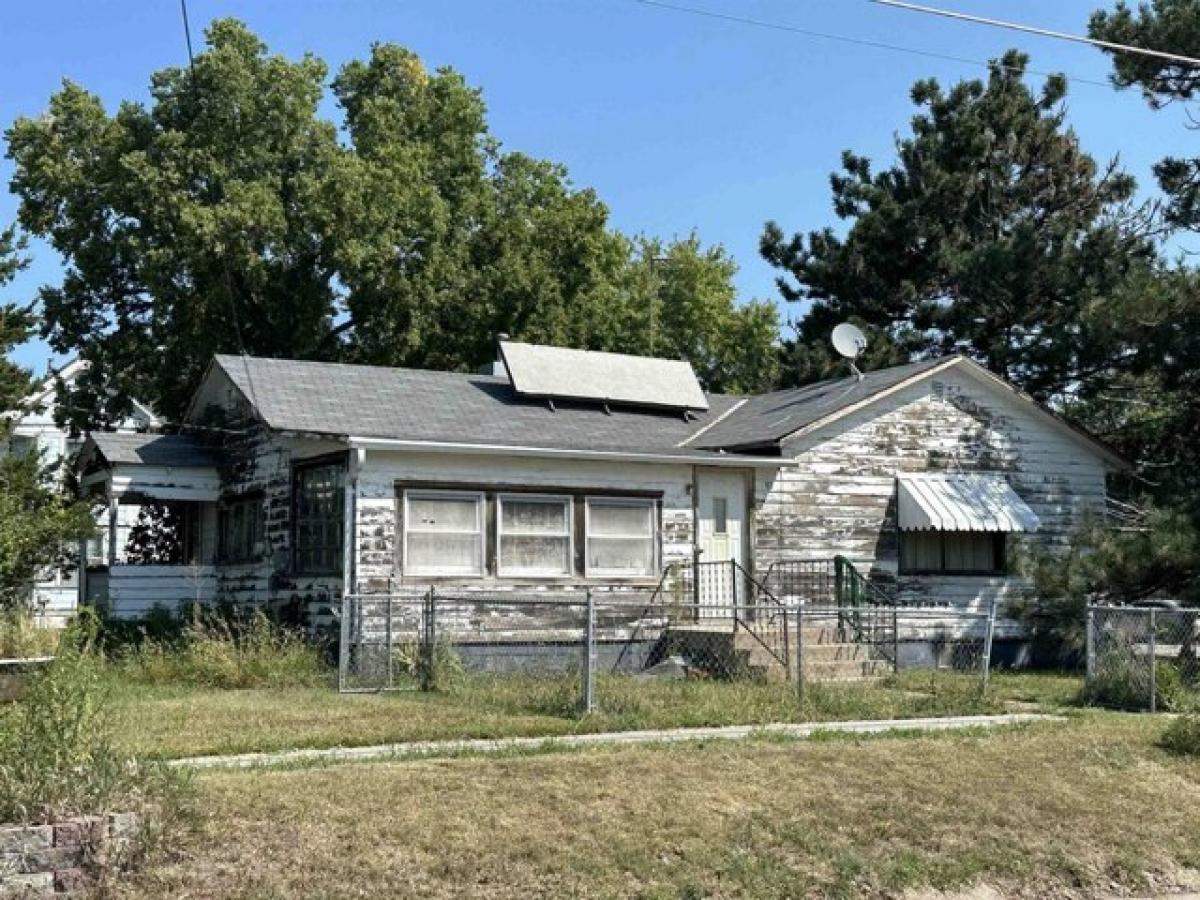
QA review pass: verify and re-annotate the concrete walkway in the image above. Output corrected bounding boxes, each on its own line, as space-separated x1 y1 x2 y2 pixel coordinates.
171 712 1060 771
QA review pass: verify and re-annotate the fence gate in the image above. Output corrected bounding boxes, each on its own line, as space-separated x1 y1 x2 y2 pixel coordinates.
1086 605 1200 712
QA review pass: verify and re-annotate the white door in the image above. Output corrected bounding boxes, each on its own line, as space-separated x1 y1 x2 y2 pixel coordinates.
695 469 748 615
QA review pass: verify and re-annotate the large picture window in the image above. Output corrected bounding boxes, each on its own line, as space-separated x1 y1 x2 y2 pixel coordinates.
497 494 572 576
899 531 1006 575
404 490 485 576
585 497 657 577
294 462 345 575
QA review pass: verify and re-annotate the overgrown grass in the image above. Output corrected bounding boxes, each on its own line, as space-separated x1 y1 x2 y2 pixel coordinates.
1162 713 1200 756
0 623 193 827
0 608 59 658
106 671 1067 761
111 612 329 690
116 714 1200 899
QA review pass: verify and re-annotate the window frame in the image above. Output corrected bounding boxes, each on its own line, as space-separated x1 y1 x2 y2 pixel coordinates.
583 496 659 579
218 494 264 565
403 489 487 578
496 492 574 578
898 530 1007 576
292 458 347 576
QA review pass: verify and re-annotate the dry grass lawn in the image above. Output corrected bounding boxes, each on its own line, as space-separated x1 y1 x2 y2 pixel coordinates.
108 671 1074 760
117 713 1199 899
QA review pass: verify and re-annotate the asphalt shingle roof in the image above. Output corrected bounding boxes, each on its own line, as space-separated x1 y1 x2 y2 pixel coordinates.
688 357 954 450
212 355 747 459
88 432 222 468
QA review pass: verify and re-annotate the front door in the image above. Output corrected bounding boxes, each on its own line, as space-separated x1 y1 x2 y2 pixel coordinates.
695 469 748 615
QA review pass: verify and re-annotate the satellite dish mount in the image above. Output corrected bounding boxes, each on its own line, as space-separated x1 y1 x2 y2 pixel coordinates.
831 322 868 381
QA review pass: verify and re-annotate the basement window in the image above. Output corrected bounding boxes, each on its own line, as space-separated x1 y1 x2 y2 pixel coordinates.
404 490 486 576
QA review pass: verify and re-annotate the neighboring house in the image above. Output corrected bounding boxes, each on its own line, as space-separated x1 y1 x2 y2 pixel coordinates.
76 342 1125 650
4 359 159 625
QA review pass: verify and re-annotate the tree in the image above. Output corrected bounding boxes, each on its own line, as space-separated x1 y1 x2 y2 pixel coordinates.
619 235 779 394
761 51 1153 399
0 228 95 611
1090 0 1200 231
6 21 779 425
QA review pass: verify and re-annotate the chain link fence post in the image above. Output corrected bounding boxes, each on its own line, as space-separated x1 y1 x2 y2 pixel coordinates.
338 590 350 693
1149 607 1157 713
892 604 900 675
581 590 596 714
384 591 394 691
796 600 805 710
419 586 435 692
981 598 997 695
1085 606 1095 684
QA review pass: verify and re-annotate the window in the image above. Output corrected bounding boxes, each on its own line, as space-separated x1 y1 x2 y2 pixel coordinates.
712 497 728 535
219 497 263 563
586 498 657 577
294 462 345 575
404 490 485 576
498 494 572 576
899 531 1006 575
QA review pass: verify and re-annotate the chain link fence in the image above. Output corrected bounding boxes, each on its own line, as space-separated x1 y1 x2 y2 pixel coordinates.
340 587 998 720
1086 606 1200 712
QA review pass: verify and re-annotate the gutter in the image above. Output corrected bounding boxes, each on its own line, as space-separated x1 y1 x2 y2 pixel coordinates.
346 436 784 468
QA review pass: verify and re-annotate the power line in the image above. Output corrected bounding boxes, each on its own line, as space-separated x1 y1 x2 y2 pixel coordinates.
628 0 1113 89
873 0 1200 68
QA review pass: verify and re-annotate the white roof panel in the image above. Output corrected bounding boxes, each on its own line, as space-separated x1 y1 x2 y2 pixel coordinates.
499 341 709 411
897 474 1040 533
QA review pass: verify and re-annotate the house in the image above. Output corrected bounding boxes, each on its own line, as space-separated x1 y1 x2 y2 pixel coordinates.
3 359 159 625
76 341 1125 653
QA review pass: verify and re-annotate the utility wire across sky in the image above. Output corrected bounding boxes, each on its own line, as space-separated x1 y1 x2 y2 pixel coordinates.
629 0 1114 89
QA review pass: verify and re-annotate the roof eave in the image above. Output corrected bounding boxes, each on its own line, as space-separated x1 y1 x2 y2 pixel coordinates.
347 436 784 468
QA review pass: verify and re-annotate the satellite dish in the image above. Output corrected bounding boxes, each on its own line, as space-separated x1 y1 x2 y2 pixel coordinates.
831 322 867 359
831 322 868 382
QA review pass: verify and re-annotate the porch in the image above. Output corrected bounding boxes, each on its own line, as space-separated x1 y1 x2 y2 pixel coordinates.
78 433 222 618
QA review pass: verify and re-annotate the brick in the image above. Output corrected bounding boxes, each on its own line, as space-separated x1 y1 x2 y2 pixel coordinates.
52 868 89 893
0 829 51 856
0 872 53 897
51 817 102 849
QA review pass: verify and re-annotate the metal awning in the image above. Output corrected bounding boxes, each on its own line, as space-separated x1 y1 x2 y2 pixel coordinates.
897 474 1040 532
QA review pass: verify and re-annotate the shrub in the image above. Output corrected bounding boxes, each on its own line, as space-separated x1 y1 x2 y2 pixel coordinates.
391 637 465 691
1084 652 1198 711
115 611 329 689
0 608 59 658
1161 714 1200 756
0 618 193 825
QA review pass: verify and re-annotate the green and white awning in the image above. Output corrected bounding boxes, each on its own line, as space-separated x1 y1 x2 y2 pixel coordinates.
897 474 1040 533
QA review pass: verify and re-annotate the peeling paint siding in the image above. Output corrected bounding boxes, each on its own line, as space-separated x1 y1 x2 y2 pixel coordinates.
349 450 696 595
757 372 1108 617
213 427 346 622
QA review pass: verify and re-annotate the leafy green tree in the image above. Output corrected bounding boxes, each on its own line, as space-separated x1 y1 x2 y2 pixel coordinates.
620 235 779 394
761 51 1153 399
0 228 95 611
6 22 780 424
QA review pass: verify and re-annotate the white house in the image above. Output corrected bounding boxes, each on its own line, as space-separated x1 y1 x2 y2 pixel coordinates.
76 341 1126 661
4 359 158 625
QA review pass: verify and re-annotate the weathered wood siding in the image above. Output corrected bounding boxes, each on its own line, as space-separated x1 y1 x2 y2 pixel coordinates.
351 449 696 594
756 367 1109 623
213 427 347 622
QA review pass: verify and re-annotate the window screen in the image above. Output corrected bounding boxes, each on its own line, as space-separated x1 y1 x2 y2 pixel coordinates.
498 495 572 576
405 491 485 576
899 531 1004 574
294 462 345 575
586 498 657 576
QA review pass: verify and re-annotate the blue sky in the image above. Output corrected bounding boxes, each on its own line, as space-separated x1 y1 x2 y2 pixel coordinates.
1 0 1188 373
